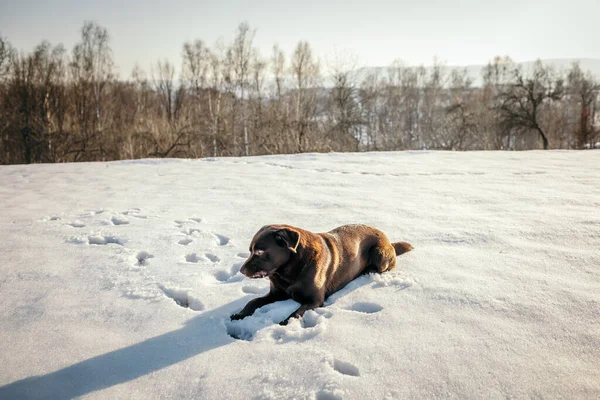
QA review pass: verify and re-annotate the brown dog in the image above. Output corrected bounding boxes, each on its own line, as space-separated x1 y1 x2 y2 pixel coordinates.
231 224 413 325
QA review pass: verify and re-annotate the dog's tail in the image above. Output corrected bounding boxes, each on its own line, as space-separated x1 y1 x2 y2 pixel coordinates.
392 242 413 256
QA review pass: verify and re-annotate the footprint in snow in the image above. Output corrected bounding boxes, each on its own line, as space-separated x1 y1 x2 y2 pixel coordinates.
346 302 383 314
214 262 244 283
87 234 124 246
301 309 323 328
242 285 268 295
205 253 220 262
371 274 413 290
214 233 230 246
87 209 104 216
214 267 243 282
226 309 328 342
178 238 193 246
315 309 334 319
331 359 360 377
135 251 154 266
178 227 229 247
174 217 202 228
128 213 148 219
158 284 204 311
271 310 329 342
185 253 201 263
316 388 344 400
181 227 203 236
185 252 220 263
111 216 129 225
121 208 149 219
68 220 85 228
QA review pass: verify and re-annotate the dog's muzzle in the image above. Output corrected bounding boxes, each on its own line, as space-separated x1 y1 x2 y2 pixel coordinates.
240 264 268 279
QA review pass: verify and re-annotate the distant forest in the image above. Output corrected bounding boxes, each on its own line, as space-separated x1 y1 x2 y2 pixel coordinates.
1 22 599 165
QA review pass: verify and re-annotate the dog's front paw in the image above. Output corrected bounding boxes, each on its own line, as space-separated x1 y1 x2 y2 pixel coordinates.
279 315 298 326
230 312 247 321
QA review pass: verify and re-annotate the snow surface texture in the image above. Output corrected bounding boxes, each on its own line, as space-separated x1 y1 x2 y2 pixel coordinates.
0 151 599 399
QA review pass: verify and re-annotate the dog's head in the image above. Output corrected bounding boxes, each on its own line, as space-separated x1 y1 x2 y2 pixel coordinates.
240 225 301 279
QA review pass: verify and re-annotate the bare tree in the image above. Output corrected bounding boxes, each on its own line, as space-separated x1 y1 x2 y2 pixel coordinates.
328 52 363 151
182 39 212 157
481 56 514 149
272 44 285 100
498 60 563 150
0 35 13 80
440 69 476 150
182 40 210 95
151 59 189 157
290 41 320 152
421 58 448 149
230 22 255 156
268 44 292 153
206 42 231 157
153 60 183 124
0 35 14 162
385 61 425 150
70 22 114 160
567 62 600 148
2 41 67 163
359 71 382 150
249 52 267 153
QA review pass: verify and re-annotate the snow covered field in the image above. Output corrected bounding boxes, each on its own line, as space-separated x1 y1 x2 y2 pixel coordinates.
0 151 599 399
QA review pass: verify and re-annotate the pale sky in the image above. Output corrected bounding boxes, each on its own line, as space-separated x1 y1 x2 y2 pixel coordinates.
1 0 598 78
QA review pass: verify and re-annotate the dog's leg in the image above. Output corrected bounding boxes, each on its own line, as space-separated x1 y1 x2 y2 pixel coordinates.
279 302 323 325
231 290 289 320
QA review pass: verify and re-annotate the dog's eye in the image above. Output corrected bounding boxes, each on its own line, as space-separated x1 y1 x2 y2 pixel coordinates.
254 249 265 256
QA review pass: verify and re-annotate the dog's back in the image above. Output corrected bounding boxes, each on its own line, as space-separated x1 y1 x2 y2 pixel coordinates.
320 224 406 295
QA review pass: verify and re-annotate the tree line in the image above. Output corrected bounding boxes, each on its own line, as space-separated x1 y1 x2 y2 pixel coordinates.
1 22 599 165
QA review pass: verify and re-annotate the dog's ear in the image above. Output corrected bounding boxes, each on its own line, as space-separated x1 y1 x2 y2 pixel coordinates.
274 228 301 253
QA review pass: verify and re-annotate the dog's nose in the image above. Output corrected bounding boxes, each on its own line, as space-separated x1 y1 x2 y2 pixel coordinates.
240 262 249 276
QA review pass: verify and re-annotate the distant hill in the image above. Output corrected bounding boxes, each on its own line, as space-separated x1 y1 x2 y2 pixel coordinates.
348 58 600 87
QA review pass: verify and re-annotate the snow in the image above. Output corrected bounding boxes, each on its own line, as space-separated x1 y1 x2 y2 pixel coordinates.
0 151 599 399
